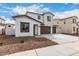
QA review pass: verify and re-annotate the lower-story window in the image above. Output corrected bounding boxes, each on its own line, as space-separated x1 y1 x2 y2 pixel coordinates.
20 22 29 32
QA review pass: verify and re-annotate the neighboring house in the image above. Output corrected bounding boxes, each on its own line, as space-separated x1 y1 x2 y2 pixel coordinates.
5 23 15 35
53 16 79 34
13 12 54 37
0 18 6 34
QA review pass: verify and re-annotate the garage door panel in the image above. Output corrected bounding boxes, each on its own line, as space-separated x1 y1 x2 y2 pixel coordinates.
41 26 50 34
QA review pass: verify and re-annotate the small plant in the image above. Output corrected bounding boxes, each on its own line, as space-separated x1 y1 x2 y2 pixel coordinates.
0 42 3 46
20 40 24 43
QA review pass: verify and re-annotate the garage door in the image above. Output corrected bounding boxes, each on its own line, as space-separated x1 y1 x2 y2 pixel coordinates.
41 26 51 34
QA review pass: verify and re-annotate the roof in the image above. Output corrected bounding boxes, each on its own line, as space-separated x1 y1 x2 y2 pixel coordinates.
42 12 55 16
5 23 15 25
63 16 78 20
0 18 6 21
26 11 42 15
12 15 43 24
53 16 78 21
26 11 55 16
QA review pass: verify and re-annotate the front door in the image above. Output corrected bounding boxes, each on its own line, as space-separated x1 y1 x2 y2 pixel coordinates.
53 27 56 33
33 24 38 36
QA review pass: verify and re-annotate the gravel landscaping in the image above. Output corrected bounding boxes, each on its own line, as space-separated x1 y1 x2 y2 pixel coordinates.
0 35 58 55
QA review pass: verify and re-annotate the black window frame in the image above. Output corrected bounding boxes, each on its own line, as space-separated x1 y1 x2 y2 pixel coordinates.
47 16 51 21
64 21 66 24
73 27 75 31
38 15 41 19
20 22 29 32
57 22 59 24
73 19 75 23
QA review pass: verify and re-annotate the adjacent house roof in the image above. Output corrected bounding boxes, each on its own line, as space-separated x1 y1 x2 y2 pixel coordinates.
0 18 6 21
53 16 78 21
12 15 44 24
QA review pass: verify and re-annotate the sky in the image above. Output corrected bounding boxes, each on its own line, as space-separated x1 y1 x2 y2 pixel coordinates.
0 3 79 23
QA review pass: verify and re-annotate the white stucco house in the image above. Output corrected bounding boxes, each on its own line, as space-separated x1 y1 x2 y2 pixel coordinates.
53 16 79 34
13 12 54 37
12 11 79 37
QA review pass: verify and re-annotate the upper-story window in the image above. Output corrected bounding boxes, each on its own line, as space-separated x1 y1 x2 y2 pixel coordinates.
57 22 59 24
64 21 66 24
47 16 51 21
73 19 76 23
38 15 41 19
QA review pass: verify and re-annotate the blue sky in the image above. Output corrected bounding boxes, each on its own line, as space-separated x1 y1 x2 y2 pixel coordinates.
0 3 79 23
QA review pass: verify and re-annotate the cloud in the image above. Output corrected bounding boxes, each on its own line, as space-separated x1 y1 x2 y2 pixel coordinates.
12 4 50 14
0 15 15 24
54 9 79 21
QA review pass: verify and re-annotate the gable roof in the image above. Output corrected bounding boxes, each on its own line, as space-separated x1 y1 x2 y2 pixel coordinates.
42 12 55 16
12 15 43 24
26 11 42 15
26 11 55 16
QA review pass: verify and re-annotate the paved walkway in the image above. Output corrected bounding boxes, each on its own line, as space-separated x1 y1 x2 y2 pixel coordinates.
5 34 79 56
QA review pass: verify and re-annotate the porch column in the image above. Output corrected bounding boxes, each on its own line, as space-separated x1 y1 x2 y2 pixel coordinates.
50 26 52 34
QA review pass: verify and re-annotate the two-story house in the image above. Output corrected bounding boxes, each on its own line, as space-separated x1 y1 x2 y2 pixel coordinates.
13 12 54 37
53 16 79 34
12 11 79 37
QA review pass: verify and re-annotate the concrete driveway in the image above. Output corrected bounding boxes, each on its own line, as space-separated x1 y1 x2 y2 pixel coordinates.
5 34 79 56
40 34 79 44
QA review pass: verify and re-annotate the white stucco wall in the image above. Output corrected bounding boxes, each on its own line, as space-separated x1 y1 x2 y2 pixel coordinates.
15 16 40 37
5 25 15 35
55 17 78 34
43 13 54 26
27 12 44 23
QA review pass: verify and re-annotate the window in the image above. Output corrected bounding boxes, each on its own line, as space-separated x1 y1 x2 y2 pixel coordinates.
73 27 75 31
64 21 66 24
73 19 75 23
8 25 11 27
38 15 41 19
47 16 51 21
57 22 59 24
20 22 29 32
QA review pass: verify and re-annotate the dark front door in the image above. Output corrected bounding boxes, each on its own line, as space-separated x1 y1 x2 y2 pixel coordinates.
33 24 38 36
53 27 56 33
